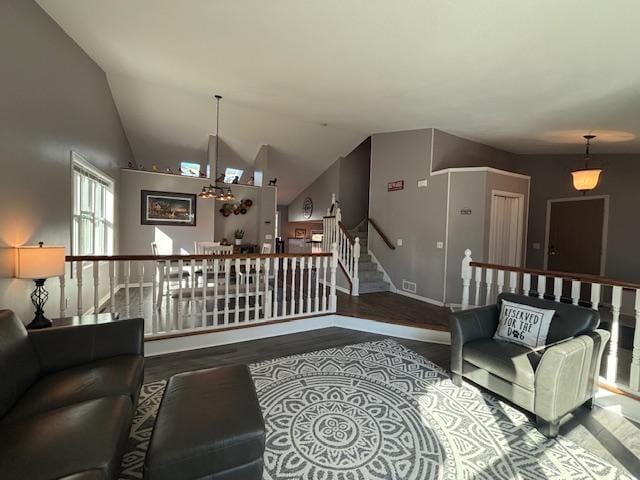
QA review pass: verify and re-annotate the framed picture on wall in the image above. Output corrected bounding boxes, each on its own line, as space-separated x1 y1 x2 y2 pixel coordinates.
294 228 306 239
141 190 197 226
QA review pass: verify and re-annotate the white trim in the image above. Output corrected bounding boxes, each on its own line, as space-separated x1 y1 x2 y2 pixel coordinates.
488 189 526 267
367 250 396 291
393 288 445 307
319 279 350 295
144 314 450 356
431 166 531 180
429 128 435 176
442 171 451 303
543 195 610 275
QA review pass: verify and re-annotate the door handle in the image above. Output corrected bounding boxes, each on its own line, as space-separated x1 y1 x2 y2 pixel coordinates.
548 245 556 256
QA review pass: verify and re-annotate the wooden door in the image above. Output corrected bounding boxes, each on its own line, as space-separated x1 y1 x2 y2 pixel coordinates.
547 198 605 275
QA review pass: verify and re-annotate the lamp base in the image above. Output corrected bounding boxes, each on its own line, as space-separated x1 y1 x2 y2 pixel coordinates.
27 278 52 329
27 313 52 330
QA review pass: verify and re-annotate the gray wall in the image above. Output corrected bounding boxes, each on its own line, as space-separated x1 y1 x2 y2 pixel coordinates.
288 160 340 222
120 170 215 255
432 129 517 172
369 129 448 302
0 0 134 321
338 137 371 229
518 154 639 282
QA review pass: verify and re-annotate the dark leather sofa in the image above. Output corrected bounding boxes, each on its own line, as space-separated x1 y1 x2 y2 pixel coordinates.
0 309 144 480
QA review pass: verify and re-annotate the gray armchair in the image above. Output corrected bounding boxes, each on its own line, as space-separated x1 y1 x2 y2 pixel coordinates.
450 293 609 437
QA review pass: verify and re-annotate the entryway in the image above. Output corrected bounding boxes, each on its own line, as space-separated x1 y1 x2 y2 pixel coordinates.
544 196 608 275
488 190 526 267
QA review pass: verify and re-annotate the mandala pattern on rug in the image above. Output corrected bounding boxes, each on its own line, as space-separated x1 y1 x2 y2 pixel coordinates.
120 340 633 480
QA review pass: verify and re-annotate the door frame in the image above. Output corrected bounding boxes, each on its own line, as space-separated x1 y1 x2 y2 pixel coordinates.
543 195 610 275
488 190 526 267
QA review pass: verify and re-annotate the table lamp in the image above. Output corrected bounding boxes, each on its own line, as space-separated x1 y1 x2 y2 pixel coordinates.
16 242 66 329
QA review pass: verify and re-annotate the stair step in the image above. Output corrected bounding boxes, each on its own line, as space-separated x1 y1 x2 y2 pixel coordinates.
359 280 390 294
358 262 378 271
359 269 383 282
359 254 372 263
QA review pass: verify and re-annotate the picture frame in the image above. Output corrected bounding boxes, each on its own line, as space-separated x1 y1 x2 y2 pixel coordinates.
141 190 197 226
294 228 306 239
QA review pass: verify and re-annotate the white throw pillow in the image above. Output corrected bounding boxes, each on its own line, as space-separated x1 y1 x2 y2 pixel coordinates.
494 299 555 349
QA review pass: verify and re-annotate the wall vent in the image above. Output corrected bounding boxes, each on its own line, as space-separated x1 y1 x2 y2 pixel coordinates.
402 280 417 293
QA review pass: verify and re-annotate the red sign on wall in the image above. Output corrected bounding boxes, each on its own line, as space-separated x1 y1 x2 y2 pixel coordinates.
387 180 404 192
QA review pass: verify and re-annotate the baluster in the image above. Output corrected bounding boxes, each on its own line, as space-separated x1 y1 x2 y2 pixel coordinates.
282 257 289 317
553 277 563 302
314 256 320 312
164 261 173 331
606 286 623 383
59 272 66 317
630 289 640 392
235 258 241 324
474 266 482 306
306 257 313 313
201 259 208 327
264 257 271 319
353 238 360 296
76 260 83 315
290 258 297 316
592 282 604 336
151 261 158 323
109 261 115 314
496 270 505 300
461 249 472 309
245 257 251 322
124 260 130 317
189 260 196 326
508 271 518 294
138 262 144 317
523 273 531 296
254 257 261 321
484 268 493 306
223 258 230 325
213 258 220 326
322 256 329 311
93 260 99 314
571 280 581 306
298 256 305 314
329 244 338 312
537 275 547 299
273 256 280 318
177 259 184 329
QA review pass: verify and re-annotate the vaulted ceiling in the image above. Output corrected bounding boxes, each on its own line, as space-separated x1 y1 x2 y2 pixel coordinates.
38 0 640 203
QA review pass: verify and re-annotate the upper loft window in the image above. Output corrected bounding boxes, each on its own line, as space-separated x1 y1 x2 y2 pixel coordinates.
224 168 243 183
180 161 201 177
71 152 114 256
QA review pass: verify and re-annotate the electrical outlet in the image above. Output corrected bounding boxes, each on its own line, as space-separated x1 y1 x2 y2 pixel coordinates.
397 239 403 246
402 280 417 293
436 241 444 249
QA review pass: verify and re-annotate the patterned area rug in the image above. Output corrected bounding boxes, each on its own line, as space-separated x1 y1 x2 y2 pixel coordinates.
119 340 632 479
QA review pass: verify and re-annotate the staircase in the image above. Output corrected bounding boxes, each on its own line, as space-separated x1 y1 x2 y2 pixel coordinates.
347 225 390 294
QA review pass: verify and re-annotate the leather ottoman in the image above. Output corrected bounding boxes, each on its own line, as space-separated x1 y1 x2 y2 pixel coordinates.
144 365 265 480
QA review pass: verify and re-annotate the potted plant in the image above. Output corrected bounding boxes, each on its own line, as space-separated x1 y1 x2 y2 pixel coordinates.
234 229 245 246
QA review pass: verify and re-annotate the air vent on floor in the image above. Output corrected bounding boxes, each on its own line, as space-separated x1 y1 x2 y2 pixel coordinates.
402 280 417 293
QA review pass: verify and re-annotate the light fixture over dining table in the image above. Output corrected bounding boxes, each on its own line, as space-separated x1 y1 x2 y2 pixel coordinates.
198 94 235 201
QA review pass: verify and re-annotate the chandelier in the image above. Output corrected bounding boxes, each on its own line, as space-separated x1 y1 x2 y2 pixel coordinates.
198 94 234 201
571 134 602 193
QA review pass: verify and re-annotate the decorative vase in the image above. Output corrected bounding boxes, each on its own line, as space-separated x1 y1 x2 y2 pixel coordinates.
235 238 242 246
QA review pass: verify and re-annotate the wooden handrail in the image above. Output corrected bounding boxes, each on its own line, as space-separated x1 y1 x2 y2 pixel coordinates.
323 215 336 219
338 221 355 245
66 252 332 262
367 218 395 250
469 261 640 290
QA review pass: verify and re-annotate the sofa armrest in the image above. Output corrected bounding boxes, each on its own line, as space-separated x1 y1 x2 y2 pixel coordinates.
29 317 145 374
449 304 499 376
534 329 609 423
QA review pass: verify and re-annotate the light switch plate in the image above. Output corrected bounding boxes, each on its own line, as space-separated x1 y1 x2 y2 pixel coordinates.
436 241 444 249
533 242 541 250
397 239 403 246
265 234 273 240
417 179 428 188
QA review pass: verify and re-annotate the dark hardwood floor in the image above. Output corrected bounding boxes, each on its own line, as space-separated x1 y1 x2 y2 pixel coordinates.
144 327 640 477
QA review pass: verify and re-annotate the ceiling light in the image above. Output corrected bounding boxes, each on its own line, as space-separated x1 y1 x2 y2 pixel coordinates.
571 135 602 193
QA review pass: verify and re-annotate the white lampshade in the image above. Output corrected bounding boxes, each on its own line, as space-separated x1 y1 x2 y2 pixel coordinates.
16 245 66 279
571 169 602 192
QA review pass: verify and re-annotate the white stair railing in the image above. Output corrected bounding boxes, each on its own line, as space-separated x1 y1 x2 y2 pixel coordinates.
62 247 338 338
323 202 360 295
460 249 640 396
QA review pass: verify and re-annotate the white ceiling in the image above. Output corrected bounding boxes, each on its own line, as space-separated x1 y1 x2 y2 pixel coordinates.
38 0 640 203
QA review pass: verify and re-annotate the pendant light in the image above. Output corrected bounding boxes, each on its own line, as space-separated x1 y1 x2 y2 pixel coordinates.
198 94 235 201
571 134 602 193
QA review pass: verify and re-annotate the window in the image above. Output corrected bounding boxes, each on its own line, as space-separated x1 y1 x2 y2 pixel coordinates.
224 167 244 183
71 152 114 256
180 161 201 177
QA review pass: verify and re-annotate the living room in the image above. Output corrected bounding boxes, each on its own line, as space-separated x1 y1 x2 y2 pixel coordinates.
1 1 639 479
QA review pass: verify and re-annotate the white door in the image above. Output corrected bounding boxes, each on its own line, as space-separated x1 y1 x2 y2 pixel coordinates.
488 191 525 267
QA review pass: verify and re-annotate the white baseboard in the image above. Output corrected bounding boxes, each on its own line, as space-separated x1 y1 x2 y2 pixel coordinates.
145 314 451 356
392 289 444 307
